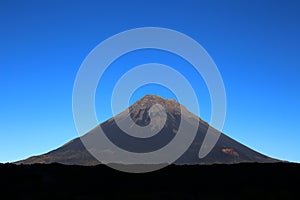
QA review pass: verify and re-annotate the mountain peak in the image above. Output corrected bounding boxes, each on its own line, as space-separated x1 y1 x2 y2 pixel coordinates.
141 94 165 100
130 94 180 114
123 95 180 127
138 94 177 104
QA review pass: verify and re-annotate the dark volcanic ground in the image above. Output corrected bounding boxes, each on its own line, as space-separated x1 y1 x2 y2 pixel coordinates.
0 163 299 199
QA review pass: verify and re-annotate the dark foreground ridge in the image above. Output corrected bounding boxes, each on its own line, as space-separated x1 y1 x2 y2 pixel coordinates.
1 163 299 199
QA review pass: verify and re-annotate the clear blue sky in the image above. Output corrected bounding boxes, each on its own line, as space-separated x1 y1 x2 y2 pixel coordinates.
0 0 299 163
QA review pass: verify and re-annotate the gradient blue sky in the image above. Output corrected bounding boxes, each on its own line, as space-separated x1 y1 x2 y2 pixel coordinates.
0 0 299 163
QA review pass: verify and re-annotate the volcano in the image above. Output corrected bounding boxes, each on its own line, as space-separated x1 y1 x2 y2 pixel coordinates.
16 95 278 165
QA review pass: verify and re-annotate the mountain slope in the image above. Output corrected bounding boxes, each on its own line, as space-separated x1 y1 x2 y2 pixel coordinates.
16 95 278 165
